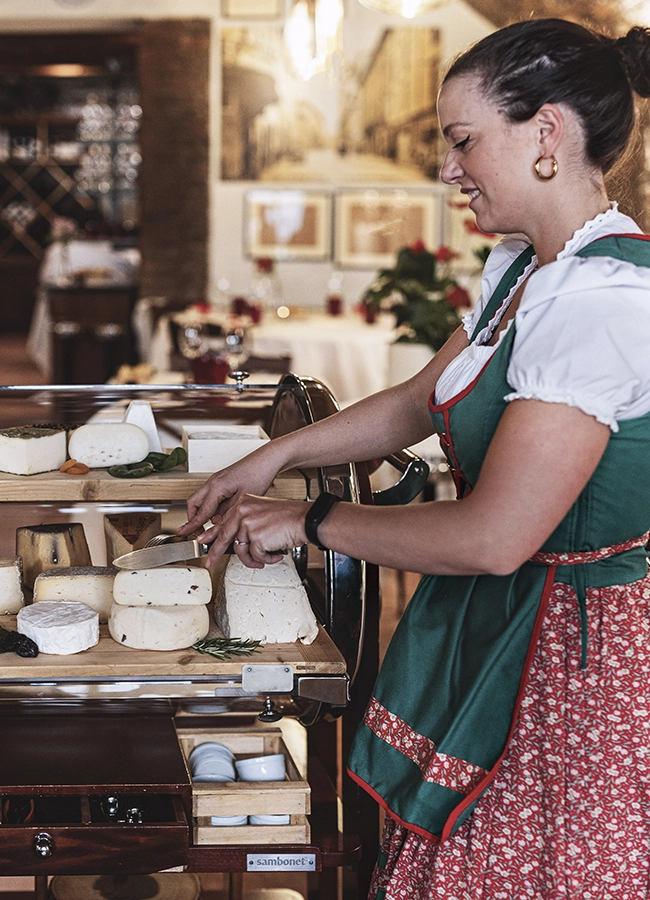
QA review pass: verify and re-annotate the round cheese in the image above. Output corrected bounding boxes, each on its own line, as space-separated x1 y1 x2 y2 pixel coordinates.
68 423 149 469
17 600 99 655
113 566 212 607
34 566 117 622
108 603 210 650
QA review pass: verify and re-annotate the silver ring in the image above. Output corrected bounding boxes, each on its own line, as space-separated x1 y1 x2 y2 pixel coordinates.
233 539 249 546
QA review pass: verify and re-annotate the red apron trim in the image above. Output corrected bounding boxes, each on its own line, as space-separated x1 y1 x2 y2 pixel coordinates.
592 233 650 242
440 564 557 841
346 766 442 844
530 531 650 566
363 697 489 794
428 353 494 414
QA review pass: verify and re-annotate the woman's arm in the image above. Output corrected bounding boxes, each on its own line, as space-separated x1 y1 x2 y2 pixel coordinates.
202 398 610 573
179 325 469 537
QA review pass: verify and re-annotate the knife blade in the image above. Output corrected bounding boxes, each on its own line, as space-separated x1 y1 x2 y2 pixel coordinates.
112 540 211 570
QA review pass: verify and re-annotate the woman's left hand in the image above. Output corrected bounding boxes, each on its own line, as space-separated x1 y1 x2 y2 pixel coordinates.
199 494 309 568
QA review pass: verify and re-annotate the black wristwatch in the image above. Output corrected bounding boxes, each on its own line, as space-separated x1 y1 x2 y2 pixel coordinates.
304 492 340 550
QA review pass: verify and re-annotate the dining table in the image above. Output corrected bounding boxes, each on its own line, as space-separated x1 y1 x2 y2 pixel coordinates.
146 307 399 407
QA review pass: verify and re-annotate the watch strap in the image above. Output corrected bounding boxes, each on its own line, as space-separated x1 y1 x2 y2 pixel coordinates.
305 492 340 550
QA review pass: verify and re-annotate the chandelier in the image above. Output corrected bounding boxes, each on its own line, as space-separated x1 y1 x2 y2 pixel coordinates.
285 0 344 80
357 0 451 17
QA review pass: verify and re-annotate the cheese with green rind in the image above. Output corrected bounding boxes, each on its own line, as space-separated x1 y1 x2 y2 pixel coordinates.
0 425 67 475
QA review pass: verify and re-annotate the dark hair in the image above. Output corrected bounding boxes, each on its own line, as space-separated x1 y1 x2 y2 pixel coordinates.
443 18 650 173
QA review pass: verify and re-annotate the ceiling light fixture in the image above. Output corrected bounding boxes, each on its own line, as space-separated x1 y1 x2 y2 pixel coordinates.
285 0 344 80
357 0 451 18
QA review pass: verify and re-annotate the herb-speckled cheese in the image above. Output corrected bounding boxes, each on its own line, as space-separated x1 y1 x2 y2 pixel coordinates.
216 555 318 645
113 566 213 607
108 603 210 650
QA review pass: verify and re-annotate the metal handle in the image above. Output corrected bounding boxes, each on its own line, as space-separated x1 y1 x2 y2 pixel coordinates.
33 832 54 858
372 448 430 507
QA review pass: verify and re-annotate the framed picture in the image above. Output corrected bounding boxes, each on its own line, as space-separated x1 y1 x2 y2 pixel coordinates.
334 189 438 268
221 0 282 17
244 189 332 261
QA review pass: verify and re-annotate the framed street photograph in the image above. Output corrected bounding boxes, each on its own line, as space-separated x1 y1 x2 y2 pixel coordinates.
221 0 282 18
334 189 437 268
244 189 332 260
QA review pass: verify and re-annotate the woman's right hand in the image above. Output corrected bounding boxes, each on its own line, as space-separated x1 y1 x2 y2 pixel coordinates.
177 446 282 539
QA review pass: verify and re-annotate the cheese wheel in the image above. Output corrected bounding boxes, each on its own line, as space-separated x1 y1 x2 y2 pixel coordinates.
215 555 318 645
104 512 162 564
113 566 213 607
33 566 117 622
17 600 99 655
0 425 67 476
68 423 149 469
16 522 92 590
0 557 24 615
108 603 210 650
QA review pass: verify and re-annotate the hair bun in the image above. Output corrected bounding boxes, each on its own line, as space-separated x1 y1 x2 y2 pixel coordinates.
614 26 650 97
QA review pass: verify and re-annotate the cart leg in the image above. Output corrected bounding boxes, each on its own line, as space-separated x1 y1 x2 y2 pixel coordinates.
35 875 48 900
227 872 243 900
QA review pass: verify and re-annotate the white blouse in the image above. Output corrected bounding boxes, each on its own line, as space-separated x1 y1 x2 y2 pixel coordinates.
434 205 650 432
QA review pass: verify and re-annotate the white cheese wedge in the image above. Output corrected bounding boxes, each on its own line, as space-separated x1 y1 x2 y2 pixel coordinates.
108 603 210 650
113 566 213 606
122 400 162 453
16 522 92 590
216 555 318 645
104 512 162 564
33 566 117 623
68 423 149 469
0 557 24 614
0 425 67 476
17 600 99 655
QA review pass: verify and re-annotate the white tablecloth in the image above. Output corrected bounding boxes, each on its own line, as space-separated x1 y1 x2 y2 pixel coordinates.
147 310 398 407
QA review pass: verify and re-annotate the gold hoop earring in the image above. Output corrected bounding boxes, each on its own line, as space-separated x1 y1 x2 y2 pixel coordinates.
534 156 558 180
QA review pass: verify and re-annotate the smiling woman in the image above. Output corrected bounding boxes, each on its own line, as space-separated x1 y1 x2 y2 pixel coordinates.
178 17 650 900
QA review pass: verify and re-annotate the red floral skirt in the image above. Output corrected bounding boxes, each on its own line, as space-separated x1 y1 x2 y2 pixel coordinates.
369 576 650 899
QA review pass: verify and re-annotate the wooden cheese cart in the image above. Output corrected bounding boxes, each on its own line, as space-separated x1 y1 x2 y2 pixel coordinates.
0 376 428 900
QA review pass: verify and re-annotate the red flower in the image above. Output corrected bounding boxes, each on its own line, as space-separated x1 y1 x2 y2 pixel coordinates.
463 217 497 238
435 246 460 262
409 239 427 255
445 285 472 308
255 256 274 273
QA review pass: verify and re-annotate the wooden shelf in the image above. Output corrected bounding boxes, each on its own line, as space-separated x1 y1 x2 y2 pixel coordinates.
0 469 308 504
0 617 346 681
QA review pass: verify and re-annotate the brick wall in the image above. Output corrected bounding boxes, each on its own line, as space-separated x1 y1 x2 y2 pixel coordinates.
138 19 210 308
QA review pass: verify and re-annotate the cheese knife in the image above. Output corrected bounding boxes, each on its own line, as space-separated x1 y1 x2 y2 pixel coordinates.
112 539 213 570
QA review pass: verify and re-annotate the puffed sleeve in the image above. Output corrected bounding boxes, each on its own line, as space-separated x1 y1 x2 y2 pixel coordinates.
463 234 532 337
505 254 650 431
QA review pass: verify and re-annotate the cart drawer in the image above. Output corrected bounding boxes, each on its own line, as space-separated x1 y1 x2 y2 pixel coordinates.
176 727 311 846
0 794 188 874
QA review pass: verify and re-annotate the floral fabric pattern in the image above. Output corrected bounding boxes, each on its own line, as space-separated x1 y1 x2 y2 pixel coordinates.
530 531 650 566
369 576 650 899
363 696 488 794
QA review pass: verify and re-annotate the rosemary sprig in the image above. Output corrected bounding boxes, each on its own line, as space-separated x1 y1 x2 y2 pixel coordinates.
192 637 261 659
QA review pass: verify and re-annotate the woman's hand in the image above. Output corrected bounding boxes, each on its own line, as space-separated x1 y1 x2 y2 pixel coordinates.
177 448 281 540
198 495 309 568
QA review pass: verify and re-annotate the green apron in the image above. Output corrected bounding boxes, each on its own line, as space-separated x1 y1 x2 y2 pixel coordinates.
347 234 650 842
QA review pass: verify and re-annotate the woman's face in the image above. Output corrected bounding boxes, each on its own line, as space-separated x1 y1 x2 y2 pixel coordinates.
438 75 537 236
